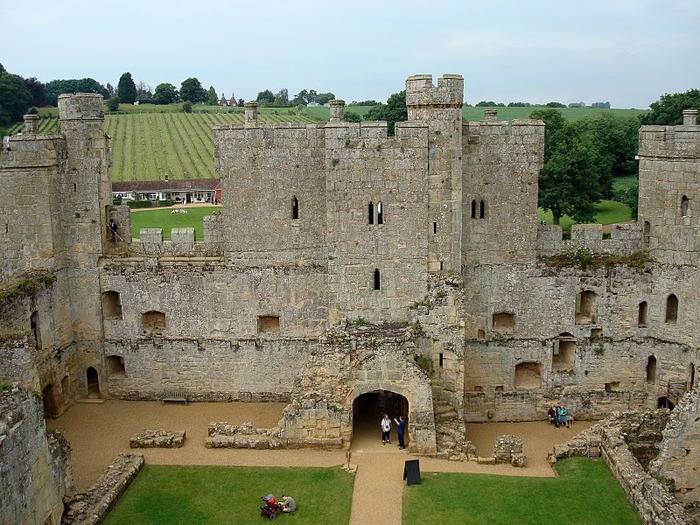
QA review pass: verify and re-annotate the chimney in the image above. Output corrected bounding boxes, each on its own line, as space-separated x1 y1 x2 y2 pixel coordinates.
683 109 697 126
329 100 345 122
484 109 498 122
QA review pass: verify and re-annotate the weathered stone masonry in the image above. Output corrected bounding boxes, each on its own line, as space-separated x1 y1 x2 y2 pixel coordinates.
1 79 699 521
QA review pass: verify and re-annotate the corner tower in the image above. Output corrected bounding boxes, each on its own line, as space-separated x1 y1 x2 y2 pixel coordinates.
406 74 464 273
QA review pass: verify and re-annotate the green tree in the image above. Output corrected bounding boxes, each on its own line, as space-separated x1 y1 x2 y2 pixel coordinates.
180 78 207 104
640 89 700 125
117 72 137 104
153 83 179 105
206 86 218 105
614 180 639 220
44 78 109 106
274 88 289 106
0 72 33 126
538 124 601 225
256 89 275 106
106 96 120 112
529 109 566 161
23 77 45 107
315 92 335 105
365 90 407 135
182 100 193 113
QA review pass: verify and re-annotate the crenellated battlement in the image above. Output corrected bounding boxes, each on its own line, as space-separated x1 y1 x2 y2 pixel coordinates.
58 93 104 121
405 74 464 108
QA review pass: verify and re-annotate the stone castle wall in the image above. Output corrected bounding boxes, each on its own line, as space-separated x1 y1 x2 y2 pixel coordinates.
0 388 72 525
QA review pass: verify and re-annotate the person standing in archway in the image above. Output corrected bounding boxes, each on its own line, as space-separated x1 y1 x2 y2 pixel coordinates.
381 413 392 444
394 416 406 449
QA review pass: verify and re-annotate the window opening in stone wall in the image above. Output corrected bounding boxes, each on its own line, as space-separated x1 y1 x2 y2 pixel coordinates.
368 202 374 224
479 200 485 219
477 329 485 340
439 353 444 368
292 196 299 220
495 385 504 392
374 269 381 290
492 312 515 333
657 396 674 409
42 384 57 418
31 311 42 349
665 294 678 324
433 222 437 234
377 201 384 224
258 315 280 334
73 183 77 192
646 355 657 384
4 224 7 234
86 367 100 398
552 333 576 372
471 200 477 219
106 355 127 378
690 363 695 391
575 291 597 324
515 362 542 389
638 301 648 327
102 291 123 319
142 310 166 335
643 221 650 251
474 385 483 392
681 195 689 217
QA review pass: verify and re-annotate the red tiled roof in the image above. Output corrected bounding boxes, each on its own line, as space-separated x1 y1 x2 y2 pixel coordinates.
112 179 221 192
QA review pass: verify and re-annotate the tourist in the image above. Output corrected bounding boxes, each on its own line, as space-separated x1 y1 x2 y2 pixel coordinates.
280 494 296 513
108 218 118 243
547 405 556 425
561 406 571 428
381 413 392 444
394 415 406 449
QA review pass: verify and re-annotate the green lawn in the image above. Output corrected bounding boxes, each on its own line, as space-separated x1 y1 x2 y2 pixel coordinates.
103 464 354 525
538 199 632 232
403 458 640 525
130 206 221 240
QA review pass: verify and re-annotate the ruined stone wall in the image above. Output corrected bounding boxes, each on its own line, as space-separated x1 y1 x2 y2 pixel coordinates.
537 223 644 257
649 383 700 516
0 388 72 525
462 116 544 265
638 116 700 266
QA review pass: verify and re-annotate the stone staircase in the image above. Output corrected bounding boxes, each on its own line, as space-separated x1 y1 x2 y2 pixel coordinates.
433 388 476 461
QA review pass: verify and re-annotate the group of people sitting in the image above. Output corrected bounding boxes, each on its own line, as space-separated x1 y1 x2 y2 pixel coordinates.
170 208 188 214
547 404 573 428
260 494 296 518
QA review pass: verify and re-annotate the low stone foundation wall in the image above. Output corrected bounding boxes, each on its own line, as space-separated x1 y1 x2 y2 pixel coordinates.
205 421 342 450
62 453 144 525
549 411 693 525
494 435 526 467
129 429 185 448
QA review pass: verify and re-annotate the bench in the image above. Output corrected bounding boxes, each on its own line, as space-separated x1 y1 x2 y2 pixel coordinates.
163 391 188 404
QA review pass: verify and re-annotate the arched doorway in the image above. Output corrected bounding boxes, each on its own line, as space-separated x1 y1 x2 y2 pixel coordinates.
42 384 57 418
646 355 657 384
352 390 408 450
86 367 100 398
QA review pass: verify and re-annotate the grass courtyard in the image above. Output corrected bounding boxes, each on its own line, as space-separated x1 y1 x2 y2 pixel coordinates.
102 458 639 524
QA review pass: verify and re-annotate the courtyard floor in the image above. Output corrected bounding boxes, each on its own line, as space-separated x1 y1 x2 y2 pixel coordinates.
48 401 592 525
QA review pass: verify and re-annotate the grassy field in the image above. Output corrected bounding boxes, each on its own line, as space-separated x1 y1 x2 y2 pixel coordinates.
403 458 640 525
102 464 354 525
130 206 221 240
538 199 633 231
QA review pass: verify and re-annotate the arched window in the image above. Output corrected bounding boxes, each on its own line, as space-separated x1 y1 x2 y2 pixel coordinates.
638 301 648 327
373 269 381 290
368 202 374 224
681 195 689 217
292 195 299 220
646 355 657 384
377 201 384 224
665 294 678 324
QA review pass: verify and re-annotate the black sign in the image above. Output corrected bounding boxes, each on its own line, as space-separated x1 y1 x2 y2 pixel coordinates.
403 459 421 485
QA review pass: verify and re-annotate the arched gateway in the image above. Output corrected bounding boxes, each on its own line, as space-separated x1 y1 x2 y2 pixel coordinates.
352 390 409 446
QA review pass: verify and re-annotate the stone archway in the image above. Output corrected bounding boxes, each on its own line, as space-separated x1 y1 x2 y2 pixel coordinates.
352 390 409 449
42 384 57 419
86 367 100 398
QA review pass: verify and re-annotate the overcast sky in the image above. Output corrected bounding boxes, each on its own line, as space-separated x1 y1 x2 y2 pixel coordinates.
3 0 698 109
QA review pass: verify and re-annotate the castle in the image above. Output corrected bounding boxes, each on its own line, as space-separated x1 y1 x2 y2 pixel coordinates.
1 74 699 524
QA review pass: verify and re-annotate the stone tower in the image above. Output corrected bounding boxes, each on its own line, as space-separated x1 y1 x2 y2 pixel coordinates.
405 74 464 273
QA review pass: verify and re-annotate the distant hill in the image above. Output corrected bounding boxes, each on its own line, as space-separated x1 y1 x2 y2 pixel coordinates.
7 104 647 182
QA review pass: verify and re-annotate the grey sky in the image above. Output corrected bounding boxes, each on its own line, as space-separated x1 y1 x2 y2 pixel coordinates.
3 0 698 108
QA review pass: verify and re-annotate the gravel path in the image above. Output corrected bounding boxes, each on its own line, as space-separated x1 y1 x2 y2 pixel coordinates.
48 401 591 525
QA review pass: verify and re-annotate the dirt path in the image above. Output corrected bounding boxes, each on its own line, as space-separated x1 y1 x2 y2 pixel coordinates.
48 401 591 524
